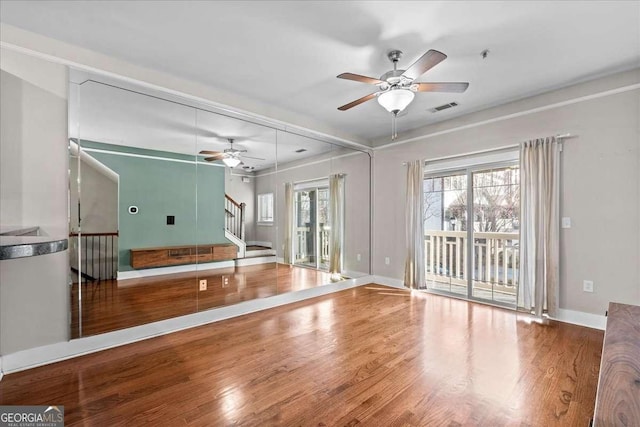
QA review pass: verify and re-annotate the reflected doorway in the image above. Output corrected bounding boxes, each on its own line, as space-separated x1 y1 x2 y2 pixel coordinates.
294 181 329 270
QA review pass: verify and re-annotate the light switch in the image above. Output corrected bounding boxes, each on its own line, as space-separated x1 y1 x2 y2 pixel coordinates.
561 217 571 228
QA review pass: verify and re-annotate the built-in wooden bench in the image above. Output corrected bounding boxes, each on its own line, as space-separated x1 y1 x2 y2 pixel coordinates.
593 302 640 426
130 243 237 269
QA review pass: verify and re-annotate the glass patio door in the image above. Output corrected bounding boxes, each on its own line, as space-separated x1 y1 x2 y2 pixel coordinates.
424 163 520 307
294 186 329 270
470 166 520 305
424 173 468 297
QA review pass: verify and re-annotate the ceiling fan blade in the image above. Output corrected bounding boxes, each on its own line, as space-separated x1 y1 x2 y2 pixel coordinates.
414 82 469 93
241 154 266 161
337 93 377 111
337 73 384 85
402 50 447 81
199 150 223 155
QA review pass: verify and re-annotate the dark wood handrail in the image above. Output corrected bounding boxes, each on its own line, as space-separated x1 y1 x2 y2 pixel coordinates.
70 232 119 237
225 194 242 208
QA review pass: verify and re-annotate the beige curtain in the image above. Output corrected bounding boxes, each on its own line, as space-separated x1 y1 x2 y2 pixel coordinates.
404 160 425 289
283 182 293 264
329 173 345 277
518 137 560 317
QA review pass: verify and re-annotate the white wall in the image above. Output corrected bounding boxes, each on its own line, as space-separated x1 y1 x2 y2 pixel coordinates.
0 50 68 236
69 158 118 233
255 149 371 276
373 69 640 316
0 48 69 355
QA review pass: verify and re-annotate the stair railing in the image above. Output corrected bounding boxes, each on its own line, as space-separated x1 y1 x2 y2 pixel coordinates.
225 194 245 241
69 231 118 282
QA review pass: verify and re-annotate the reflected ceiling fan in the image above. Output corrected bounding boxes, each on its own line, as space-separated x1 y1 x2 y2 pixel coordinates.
337 49 469 139
199 138 264 168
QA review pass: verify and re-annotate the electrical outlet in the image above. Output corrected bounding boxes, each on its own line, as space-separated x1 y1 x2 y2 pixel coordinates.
199 279 207 291
222 276 229 288
583 280 594 293
561 217 571 228
357 253 361 261
385 257 390 265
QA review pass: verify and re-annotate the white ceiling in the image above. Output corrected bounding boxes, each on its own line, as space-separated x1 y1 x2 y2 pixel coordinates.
2 1 639 146
69 80 337 171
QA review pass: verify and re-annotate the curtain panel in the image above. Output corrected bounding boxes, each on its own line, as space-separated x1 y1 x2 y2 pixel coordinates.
404 160 425 289
283 182 294 264
518 137 560 317
329 173 345 277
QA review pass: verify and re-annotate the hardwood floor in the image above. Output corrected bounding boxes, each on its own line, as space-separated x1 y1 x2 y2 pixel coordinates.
5 285 603 426
70 263 333 338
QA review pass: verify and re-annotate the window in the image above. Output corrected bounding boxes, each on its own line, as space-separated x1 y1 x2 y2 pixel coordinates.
257 193 274 224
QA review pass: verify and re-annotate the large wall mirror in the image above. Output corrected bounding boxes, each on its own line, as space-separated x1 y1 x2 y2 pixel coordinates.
68 71 371 338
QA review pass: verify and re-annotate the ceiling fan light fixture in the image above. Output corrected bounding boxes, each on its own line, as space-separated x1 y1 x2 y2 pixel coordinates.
222 156 242 168
377 89 415 113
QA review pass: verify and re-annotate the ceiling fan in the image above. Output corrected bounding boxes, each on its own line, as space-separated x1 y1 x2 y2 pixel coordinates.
199 138 264 168
337 49 469 138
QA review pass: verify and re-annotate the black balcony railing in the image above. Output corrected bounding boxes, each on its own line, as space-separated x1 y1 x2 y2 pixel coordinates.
69 232 118 282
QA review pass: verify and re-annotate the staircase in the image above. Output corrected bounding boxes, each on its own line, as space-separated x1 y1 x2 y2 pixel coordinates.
225 194 276 265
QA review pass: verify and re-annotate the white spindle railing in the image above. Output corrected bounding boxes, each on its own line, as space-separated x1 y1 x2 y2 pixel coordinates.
295 226 330 264
225 194 245 240
319 228 330 263
425 230 519 295
295 226 309 262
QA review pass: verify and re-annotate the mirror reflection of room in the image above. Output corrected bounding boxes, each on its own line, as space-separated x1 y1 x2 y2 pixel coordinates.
69 74 370 338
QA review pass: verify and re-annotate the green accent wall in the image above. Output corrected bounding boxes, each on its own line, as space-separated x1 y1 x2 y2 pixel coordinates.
83 141 227 271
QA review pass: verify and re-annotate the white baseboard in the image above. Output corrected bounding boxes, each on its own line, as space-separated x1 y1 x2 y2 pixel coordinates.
0 275 374 375
370 275 405 289
234 256 276 267
552 308 607 330
343 270 370 279
244 249 276 257
117 260 235 280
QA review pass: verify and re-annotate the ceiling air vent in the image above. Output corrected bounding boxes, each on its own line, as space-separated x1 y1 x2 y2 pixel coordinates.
430 102 458 113
295 148 307 153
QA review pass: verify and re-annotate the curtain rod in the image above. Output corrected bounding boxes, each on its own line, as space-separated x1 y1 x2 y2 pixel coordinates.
402 133 576 165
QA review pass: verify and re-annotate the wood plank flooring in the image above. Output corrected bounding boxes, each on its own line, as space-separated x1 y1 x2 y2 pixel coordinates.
4 285 603 426
594 302 640 425
71 263 333 338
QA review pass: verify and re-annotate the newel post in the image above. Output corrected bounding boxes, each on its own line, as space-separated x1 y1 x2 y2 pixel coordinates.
240 202 246 241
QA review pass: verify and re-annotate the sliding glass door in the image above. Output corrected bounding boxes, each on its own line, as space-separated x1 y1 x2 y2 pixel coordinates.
424 173 468 297
470 166 520 305
424 163 520 307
